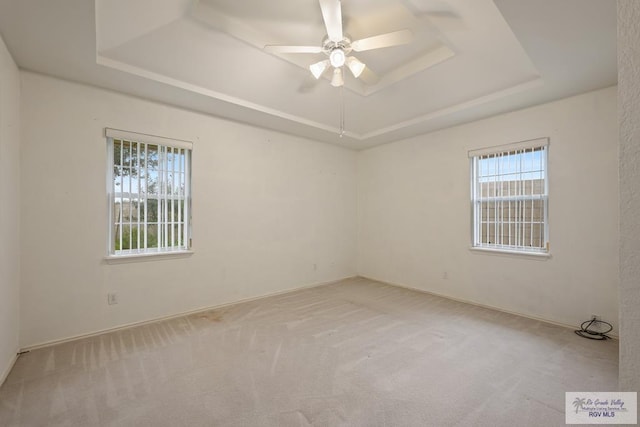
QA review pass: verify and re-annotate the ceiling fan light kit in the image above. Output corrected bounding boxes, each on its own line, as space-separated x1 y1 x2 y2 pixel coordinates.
263 0 414 136
310 60 330 79
346 56 365 78
331 68 344 87
264 0 413 88
329 48 346 67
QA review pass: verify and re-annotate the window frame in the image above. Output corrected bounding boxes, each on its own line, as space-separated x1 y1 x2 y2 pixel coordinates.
469 138 550 256
105 128 193 260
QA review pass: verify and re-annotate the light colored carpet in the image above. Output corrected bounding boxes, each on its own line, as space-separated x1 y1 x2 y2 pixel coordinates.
0 277 618 426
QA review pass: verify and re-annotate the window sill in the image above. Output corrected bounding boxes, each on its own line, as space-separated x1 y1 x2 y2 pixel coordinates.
469 246 551 259
104 250 194 264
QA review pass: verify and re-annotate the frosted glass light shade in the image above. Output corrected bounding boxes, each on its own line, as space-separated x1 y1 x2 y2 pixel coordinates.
346 56 365 78
331 67 344 87
329 48 346 67
309 60 329 79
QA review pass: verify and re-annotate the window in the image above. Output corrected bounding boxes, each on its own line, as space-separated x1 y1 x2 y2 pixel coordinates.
106 129 192 257
470 138 549 254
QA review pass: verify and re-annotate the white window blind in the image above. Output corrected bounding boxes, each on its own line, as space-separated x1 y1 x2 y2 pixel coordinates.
470 138 549 253
106 129 192 256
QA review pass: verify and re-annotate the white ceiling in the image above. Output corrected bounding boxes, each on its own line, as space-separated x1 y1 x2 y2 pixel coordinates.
0 0 616 150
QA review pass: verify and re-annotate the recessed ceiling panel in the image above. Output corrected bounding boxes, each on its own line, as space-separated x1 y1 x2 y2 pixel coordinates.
94 0 548 139
0 0 583 148
96 0 192 51
0 0 617 148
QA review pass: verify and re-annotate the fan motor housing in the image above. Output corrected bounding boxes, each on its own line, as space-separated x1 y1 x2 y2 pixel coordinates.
321 35 353 56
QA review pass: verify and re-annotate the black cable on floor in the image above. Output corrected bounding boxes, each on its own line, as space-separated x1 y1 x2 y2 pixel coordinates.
575 319 613 340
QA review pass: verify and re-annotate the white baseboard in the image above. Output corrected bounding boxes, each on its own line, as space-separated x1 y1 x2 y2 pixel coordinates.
21 275 358 352
358 275 619 339
22 273 610 353
0 351 19 387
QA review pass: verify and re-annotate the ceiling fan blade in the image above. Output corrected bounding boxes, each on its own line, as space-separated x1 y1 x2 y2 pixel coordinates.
319 0 343 43
358 67 380 86
351 29 413 52
298 75 321 94
264 45 323 54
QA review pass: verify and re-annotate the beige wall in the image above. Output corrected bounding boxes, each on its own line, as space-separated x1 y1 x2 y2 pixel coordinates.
0 34 21 383
618 0 640 392
358 86 618 332
19 72 357 348
9 46 627 376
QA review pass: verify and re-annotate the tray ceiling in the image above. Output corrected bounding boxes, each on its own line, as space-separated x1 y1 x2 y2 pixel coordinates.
0 0 617 149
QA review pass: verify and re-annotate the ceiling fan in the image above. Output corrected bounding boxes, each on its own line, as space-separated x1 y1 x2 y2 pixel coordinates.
264 0 413 87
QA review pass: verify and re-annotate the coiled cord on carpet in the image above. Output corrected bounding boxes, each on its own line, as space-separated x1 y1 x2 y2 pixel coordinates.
574 318 613 340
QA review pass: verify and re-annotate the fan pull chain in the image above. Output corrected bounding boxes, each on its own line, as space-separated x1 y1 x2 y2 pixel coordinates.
339 84 345 137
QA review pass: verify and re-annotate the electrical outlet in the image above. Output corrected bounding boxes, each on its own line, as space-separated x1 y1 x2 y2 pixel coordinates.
108 293 118 305
591 314 599 321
